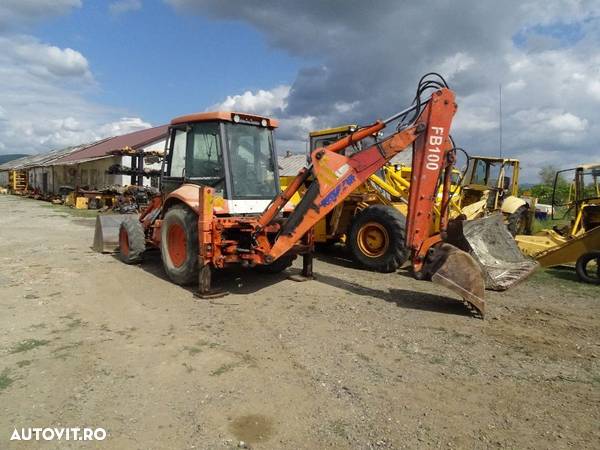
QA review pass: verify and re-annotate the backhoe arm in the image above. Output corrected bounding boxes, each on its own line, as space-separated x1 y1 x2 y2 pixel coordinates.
263 88 457 263
255 83 489 316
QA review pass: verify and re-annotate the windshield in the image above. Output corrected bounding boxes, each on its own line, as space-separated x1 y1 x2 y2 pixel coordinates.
225 123 278 198
466 159 487 185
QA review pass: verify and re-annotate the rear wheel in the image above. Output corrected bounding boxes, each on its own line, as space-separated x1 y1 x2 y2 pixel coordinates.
160 205 199 285
118 217 145 264
348 204 409 273
507 205 530 236
575 251 600 285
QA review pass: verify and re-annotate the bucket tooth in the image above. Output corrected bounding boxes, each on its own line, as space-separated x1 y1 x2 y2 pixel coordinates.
425 243 486 318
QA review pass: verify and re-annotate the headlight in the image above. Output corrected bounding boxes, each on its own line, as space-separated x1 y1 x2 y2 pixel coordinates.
233 114 240 123
261 119 268 127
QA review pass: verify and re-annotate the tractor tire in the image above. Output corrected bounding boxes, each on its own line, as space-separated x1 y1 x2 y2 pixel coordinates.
118 217 146 264
348 204 409 273
255 253 296 274
575 251 600 285
507 205 530 236
160 204 199 286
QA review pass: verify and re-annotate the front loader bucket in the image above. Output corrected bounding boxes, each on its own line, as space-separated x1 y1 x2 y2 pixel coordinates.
447 214 538 291
426 243 486 317
92 214 133 253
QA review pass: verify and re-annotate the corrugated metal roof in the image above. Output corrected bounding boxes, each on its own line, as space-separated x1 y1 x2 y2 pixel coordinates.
54 125 168 164
277 148 413 177
278 154 308 176
0 144 90 171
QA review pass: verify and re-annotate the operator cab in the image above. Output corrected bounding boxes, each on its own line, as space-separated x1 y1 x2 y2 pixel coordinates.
161 112 280 214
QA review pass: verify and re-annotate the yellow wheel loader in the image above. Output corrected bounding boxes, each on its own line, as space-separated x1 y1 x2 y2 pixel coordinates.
516 164 600 284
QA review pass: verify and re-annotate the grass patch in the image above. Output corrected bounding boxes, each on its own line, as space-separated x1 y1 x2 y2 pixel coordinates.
16 360 31 368
531 217 570 234
429 356 445 364
183 339 219 355
10 339 50 354
52 342 82 354
529 267 599 297
0 369 14 392
65 318 84 330
329 420 349 439
210 362 238 376
357 353 371 362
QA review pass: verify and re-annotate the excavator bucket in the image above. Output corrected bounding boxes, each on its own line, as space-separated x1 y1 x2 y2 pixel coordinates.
92 214 132 253
446 213 538 290
425 243 486 317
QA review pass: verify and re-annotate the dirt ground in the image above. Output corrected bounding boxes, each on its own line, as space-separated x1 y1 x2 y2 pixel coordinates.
0 195 598 450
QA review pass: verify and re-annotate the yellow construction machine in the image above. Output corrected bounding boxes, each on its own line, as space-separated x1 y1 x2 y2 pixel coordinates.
281 125 415 272
282 125 528 272
516 164 600 284
458 156 535 235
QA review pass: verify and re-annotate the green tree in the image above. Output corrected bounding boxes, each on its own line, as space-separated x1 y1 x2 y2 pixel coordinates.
538 165 561 186
532 165 571 205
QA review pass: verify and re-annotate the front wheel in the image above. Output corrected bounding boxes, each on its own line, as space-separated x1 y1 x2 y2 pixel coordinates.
160 205 199 285
347 204 409 273
118 217 146 264
575 251 600 285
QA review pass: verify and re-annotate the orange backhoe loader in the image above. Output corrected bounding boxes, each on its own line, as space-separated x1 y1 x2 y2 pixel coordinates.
100 74 536 317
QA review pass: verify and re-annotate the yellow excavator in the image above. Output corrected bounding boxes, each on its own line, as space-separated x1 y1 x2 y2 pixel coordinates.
516 164 600 284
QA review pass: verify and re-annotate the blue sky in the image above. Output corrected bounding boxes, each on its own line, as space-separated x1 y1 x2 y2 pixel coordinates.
35 1 304 125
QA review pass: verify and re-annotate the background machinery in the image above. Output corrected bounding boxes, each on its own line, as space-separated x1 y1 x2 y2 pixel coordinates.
459 156 535 235
100 74 536 317
516 163 600 284
285 126 529 273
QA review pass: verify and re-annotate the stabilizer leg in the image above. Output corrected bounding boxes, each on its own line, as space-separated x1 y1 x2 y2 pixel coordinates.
195 264 227 299
289 230 315 282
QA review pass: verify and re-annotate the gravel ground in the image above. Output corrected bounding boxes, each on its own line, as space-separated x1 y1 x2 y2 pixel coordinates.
0 195 598 449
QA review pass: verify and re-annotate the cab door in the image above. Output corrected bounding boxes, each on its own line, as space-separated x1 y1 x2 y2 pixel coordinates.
161 127 188 195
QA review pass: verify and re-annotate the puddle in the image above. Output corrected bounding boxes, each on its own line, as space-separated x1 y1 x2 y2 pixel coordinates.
229 414 274 444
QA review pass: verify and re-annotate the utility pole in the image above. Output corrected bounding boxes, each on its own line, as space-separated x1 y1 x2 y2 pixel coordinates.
499 83 503 158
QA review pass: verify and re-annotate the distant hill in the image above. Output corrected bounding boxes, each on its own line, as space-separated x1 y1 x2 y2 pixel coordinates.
0 154 29 165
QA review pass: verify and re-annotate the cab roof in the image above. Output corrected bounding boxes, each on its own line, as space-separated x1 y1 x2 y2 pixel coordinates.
170 111 279 128
309 124 358 138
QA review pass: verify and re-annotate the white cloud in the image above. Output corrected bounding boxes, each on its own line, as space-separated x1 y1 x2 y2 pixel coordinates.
547 112 587 132
98 117 151 136
438 52 475 80
211 85 290 115
109 0 142 16
2 35 92 80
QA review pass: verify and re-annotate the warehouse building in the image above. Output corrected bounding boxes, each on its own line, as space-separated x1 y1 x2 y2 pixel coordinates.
0 125 168 194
